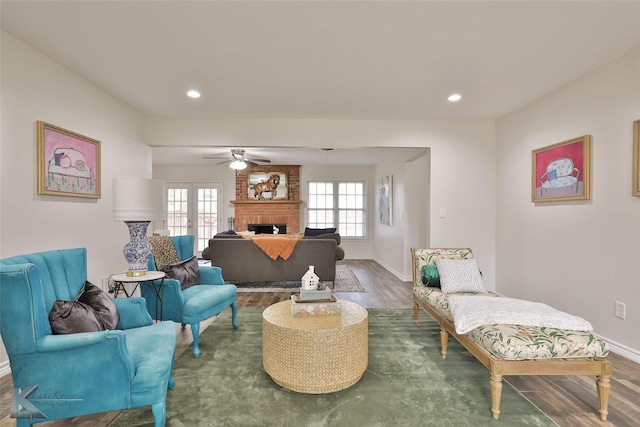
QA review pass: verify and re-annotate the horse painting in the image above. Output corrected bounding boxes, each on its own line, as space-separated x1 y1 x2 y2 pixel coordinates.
254 174 280 200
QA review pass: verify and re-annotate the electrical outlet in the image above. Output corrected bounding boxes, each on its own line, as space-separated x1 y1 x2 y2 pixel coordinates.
102 276 110 291
614 301 626 319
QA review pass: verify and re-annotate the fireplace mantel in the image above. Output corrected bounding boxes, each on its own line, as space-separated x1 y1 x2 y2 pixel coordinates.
231 200 303 205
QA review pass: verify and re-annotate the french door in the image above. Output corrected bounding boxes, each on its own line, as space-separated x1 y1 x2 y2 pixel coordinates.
166 183 223 255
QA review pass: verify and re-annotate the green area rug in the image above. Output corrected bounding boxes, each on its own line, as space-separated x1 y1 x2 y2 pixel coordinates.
110 308 557 427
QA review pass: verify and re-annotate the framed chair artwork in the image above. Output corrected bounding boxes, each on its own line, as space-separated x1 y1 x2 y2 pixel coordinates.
532 135 591 203
37 121 101 199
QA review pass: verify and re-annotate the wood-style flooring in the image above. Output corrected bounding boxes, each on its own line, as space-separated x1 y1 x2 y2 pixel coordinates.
1 259 638 426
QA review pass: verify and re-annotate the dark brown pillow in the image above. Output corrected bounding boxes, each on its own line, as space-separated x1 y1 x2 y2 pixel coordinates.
77 281 120 330
162 256 200 291
49 300 102 334
49 281 120 334
304 227 337 236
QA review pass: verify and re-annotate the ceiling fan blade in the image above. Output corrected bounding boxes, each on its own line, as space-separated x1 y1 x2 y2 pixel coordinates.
216 159 232 165
246 157 271 164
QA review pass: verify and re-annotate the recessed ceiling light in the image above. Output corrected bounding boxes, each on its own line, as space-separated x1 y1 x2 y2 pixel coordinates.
447 93 462 102
187 90 201 99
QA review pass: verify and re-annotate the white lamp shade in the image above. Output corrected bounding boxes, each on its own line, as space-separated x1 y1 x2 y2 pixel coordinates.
113 177 165 221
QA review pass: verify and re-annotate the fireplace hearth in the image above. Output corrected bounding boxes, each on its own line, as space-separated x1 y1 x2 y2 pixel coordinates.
248 223 287 234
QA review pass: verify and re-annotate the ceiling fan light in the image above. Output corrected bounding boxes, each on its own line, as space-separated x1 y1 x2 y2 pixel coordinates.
229 159 247 170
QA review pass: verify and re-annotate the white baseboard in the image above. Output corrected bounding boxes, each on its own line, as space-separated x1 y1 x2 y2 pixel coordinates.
595 333 640 364
373 257 412 282
0 360 10 378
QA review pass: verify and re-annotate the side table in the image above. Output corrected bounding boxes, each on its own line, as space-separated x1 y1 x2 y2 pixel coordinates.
111 271 166 320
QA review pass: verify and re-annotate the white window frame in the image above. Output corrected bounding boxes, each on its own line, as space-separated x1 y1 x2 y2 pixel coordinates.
165 182 223 255
306 180 367 239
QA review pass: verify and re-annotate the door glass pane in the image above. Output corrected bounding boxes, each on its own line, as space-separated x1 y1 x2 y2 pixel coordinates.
196 187 219 252
167 188 189 237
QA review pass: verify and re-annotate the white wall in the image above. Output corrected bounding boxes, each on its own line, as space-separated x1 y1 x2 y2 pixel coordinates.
403 151 430 277
0 32 152 371
496 47 640 360
152 164 234 230
147 118 497 285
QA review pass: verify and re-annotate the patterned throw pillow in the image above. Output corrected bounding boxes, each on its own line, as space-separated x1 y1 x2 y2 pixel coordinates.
436 258 486 294
147 236 180 270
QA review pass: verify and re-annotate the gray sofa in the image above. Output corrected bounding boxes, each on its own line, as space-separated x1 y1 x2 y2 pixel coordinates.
201 236 341 285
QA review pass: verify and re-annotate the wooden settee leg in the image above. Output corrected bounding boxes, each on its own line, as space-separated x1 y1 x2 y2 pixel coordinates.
413 301 419 325
490 361 503 419
597 360 612 421
440 327 448 359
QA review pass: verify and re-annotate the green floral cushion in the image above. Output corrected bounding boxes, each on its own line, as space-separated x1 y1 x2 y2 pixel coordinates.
467 324 609 360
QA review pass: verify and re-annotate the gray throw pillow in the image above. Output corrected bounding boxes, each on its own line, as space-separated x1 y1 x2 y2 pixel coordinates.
162 255 200 291
49 300 102 334
49 281 119 334
78 281 120 330
304 227 337 236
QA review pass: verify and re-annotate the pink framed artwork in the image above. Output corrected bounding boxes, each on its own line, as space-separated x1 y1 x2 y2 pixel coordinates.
532 135 591 203
37 121 101 199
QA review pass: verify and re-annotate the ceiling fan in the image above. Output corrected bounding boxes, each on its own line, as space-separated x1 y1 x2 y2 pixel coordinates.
204 149 271 170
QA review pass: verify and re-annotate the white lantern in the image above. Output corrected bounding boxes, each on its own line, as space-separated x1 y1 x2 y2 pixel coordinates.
301 265 319 290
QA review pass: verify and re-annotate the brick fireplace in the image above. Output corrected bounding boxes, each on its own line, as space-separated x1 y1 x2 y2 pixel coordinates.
232 165 302 234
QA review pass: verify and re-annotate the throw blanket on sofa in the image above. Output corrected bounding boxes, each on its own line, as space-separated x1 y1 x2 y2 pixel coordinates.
242 234 303 260
447 295 593 335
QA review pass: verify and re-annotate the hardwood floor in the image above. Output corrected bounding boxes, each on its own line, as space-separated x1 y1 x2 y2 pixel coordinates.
1 259 638 426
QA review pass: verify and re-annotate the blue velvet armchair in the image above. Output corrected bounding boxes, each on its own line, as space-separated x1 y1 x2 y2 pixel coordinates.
0 248 177 427
145 235 238 357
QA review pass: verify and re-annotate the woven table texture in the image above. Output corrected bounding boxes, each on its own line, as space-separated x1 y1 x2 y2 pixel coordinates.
262 300 368 394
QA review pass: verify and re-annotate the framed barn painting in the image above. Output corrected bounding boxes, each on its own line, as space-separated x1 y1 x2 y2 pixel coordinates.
37 121 101 199
378 175 392 225
532 135 590 203
248 172 287 200
633 120 640 196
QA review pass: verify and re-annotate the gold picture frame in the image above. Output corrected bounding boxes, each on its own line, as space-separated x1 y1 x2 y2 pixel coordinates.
247 172 288 200
633 120 640 196
532 135 591 203
37 121 101 199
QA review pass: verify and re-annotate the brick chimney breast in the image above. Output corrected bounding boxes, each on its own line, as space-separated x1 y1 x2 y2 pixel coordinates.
232 165 301 234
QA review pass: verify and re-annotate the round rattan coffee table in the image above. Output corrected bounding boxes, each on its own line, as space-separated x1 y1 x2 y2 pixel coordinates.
262 299 368 394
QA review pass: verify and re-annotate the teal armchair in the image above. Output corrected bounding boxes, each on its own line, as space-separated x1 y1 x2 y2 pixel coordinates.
0 248 177 427
145 235 238 357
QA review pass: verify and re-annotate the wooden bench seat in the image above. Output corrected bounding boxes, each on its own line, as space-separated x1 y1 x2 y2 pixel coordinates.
411 247 612 420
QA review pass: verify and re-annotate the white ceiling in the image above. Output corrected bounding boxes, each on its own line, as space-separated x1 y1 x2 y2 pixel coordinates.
2 1 639 166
